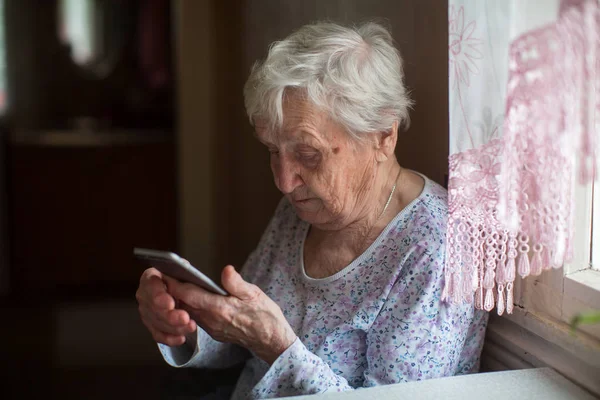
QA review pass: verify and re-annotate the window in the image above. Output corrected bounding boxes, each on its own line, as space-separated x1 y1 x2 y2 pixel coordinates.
57 0 131 78
504 152 600 341
591 58 600 274
563 177 600 337
58 0 101 66
489 155 600 394
592 180 600 272
556 67 600 337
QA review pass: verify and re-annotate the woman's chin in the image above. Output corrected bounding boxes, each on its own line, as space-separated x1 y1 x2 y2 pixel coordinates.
291 200 324 223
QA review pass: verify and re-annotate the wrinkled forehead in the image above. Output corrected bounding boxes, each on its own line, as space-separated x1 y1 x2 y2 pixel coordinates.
254 94 344 146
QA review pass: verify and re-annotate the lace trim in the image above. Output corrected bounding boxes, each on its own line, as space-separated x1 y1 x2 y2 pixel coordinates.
444 0 599 313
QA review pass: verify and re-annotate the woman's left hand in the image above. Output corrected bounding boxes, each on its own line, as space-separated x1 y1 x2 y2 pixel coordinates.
165 265 297 364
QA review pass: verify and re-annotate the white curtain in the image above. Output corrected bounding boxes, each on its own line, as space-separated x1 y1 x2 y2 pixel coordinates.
445 0 599 314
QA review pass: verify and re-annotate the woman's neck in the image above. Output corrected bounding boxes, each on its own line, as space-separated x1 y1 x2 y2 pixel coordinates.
309 162 404 257
303 167 425 279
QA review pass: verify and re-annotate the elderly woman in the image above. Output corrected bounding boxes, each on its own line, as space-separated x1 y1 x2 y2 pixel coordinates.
136 21 487 399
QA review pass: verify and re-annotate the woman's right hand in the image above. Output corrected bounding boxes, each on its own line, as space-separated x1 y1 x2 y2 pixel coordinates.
136 268 197 347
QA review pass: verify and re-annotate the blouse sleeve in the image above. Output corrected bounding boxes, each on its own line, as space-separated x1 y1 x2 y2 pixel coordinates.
158 327 250 369
250 244 479 398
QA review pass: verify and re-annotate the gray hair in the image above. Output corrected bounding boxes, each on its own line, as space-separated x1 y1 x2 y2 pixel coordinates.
243 21 413 140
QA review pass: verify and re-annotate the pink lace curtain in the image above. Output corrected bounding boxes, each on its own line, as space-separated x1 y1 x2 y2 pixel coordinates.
444 0 599 314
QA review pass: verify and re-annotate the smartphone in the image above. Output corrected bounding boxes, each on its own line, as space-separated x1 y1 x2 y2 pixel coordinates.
134 248 228 296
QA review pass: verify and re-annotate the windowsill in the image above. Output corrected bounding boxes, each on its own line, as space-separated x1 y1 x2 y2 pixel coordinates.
561 269 600 340
564 269 600 308
486 310 600 396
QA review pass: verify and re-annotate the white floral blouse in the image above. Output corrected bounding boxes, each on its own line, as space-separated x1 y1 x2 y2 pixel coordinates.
159 175 488 399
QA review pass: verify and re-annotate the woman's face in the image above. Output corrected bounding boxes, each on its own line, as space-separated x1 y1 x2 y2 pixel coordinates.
255 96 380 229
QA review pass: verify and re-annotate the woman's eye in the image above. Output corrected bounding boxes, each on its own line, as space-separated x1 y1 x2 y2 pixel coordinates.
297 151 321 166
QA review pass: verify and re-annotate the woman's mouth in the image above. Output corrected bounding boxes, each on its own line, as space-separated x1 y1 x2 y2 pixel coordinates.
291 197 313 205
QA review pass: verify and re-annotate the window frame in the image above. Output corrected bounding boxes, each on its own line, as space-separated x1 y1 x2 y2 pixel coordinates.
509 176 600 342
561 177 600 339
490 175 600 395
592 179 600 272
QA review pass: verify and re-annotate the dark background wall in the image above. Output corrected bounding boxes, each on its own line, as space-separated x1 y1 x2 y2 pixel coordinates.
4 0 176 294
0 0 448 397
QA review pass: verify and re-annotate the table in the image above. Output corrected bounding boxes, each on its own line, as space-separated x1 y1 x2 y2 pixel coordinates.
287 368 597 400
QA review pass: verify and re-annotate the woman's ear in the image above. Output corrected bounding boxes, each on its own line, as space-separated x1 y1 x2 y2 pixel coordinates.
374 121 399 163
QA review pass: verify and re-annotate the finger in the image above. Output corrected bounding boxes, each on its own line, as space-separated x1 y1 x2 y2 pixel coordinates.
141 267 163 281
167 308 190 326
153 290 176 310
167 280 218 310
140 307 195 336
137 269 163 302
162 274 189 299
187 320 197 332
148 324 186 347
143 306 191 329
141 275 175 310
221 265 260 301
161 273 180 289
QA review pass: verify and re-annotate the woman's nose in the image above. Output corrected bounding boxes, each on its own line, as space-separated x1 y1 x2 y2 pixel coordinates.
274 156 303 194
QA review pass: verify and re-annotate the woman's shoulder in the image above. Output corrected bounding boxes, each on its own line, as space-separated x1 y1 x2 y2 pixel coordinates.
392 174 448 244
416 174 448 215
365 177 448 290
355 176 447 276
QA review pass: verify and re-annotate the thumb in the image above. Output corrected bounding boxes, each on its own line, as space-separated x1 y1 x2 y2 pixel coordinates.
221 265 258 301
162 273 181 295
162 274 193 303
